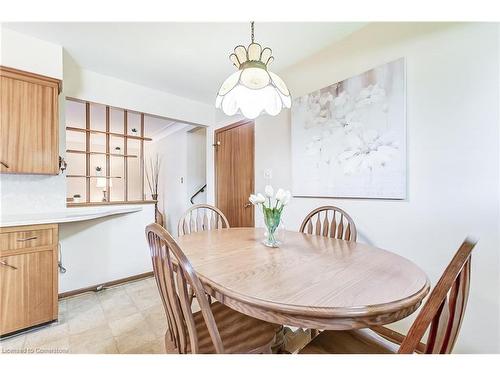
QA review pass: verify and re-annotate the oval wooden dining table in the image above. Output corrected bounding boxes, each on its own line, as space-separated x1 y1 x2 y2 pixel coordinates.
176 227 430 331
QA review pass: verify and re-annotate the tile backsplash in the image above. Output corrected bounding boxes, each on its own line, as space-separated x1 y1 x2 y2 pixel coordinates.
0 174 66 216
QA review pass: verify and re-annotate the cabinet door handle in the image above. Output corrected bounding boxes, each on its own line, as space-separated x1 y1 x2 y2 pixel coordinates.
0 161 9 168
17 236 38 242
0 261 18 270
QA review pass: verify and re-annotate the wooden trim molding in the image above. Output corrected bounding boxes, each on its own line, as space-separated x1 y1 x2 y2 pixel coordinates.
66 150 138 158
85 102 91 203
58 271 153 299
215 119 254 133
140 113 145 200
65 126 153 141
0 66 62 93
66 200 156 207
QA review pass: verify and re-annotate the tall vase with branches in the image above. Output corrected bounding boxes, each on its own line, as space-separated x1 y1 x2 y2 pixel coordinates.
146 154 164 226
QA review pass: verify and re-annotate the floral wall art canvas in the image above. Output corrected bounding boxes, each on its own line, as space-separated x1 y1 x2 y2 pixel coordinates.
291 58 406 199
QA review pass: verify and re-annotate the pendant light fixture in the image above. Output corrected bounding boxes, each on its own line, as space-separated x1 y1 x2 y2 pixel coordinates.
215 22 291 119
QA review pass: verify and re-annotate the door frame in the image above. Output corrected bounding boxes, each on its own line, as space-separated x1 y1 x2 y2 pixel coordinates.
214 120 255 226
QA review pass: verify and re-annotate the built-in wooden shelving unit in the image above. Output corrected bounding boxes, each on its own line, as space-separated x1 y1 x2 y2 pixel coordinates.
65 98 152 206
66 126 152 141
66 149 138 158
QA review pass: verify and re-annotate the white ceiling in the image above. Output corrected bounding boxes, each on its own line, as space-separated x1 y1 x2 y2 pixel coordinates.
3 22 365 104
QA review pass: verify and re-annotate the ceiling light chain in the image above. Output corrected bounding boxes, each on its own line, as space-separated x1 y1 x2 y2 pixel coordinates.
251 21 255 43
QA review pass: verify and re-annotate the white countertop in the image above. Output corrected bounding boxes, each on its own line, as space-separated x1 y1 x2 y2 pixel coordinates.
0 206 143 227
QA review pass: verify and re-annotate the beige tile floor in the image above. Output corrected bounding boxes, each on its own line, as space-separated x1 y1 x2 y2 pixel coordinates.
0 276 310 354
0 277 169 354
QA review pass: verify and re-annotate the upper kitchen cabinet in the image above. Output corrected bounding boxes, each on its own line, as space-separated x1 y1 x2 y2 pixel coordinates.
0 66 61 175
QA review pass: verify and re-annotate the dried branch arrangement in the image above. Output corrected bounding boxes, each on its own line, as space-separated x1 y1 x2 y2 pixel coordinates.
146 154 161 199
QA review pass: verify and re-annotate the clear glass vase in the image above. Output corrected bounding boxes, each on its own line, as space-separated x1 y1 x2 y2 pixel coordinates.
262 206 282 248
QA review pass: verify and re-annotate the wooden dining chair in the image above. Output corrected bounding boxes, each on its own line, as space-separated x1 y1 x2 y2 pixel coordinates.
299 206 357 242
146 223 279 354
178 204 230 236
299 237 476 354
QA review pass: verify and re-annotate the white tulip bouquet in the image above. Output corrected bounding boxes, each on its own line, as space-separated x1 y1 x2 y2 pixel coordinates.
249 185 291 247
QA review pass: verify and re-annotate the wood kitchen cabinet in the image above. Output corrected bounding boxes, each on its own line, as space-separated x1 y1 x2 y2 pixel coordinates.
0 224 59 336
0 66 61 175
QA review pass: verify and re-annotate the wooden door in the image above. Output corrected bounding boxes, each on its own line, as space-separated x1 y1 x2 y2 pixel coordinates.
215 121 254 227
0 250 56 335
0 66 60 175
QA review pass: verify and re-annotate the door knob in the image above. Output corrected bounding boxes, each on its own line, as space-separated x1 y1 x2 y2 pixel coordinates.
244 203 252 208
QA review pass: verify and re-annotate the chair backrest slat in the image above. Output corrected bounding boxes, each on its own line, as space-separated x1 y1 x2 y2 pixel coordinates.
329 212 337 238
345 224 351 241
178 204 230 236
336 214 344 239
398 238 476 354
146 223 225 353
322 213 329 237
151 239 180 349
307 220 313 234
300 206 357 242
315 214 322 235
175 268 199 353
196 210 203 232
203 211 209 230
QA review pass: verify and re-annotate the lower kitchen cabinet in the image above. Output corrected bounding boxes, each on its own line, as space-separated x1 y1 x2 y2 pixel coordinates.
0 224 58 336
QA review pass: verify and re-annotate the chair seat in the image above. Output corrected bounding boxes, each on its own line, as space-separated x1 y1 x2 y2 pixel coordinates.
299 329 400 354
166 302 280 354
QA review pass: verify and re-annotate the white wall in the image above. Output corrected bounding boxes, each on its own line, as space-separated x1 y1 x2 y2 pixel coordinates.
147 129 189 234
147 125 207 234
0 27 63 79
247 23 499 353
58 204 154 293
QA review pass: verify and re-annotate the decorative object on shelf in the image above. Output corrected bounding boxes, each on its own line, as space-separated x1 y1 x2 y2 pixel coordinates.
249 185 291 247
114 146 121 154
291 58 406 200
73 194 82 203
146 154 164 227
131 128 138 133
216 21 291 119
95 166 112 202
59 156 67 174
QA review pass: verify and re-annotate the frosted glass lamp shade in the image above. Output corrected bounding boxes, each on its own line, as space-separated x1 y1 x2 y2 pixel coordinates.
216 42 291 119
216 68 291 119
